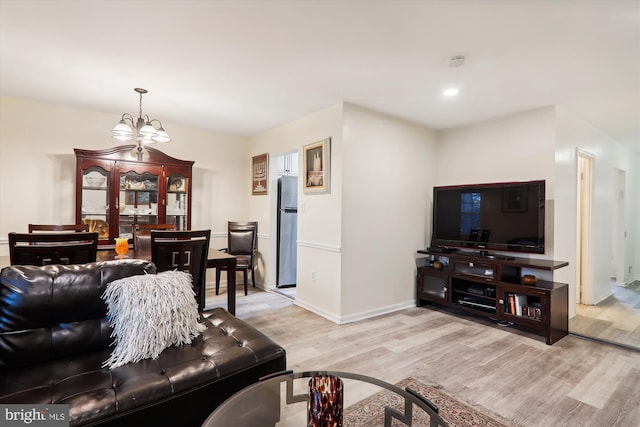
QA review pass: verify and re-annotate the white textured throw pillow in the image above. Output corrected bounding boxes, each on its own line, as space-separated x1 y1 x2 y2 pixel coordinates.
102 270 206 369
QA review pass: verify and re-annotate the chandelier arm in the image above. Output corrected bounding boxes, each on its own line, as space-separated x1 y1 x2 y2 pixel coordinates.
147 118 164 128
120 113 135 128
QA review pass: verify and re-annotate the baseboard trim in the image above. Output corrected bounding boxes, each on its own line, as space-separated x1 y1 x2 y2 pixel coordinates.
294 298 416 325
293 298 341 324
338 300 416 324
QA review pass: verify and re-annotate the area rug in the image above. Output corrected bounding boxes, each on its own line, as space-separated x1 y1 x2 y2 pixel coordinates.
344 377 517 427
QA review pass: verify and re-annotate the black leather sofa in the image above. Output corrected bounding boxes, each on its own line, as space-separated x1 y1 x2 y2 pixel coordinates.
0 259 286 426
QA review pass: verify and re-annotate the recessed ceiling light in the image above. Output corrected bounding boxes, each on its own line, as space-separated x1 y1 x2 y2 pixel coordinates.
443 88 459 97
447 55 466 68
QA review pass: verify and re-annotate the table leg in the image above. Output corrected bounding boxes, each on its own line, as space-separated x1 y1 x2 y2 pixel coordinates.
227 258 237 315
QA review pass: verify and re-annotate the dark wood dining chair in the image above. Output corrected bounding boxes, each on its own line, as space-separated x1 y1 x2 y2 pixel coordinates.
133 223 177 253
28 224 90 233
215 221 258 296
150 229 211 311
9 232 99 266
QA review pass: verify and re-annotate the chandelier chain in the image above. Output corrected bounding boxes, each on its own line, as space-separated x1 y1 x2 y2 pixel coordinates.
139 92 144 120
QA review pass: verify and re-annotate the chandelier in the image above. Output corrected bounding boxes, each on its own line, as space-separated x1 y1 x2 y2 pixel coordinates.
112 88 171 156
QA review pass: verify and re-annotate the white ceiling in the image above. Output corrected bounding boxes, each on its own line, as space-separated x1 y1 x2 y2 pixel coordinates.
1 0 638 151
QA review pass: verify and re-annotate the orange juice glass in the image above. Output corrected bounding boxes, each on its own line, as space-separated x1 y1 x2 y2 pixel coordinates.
114 237 129 258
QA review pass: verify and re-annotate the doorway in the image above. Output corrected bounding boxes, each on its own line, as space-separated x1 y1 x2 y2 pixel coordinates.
570 153 640 351
576 150 594 305
612 168 626 286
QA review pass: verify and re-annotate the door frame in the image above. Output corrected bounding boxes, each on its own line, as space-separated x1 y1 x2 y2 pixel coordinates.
613 168 626 286
576 149 594 305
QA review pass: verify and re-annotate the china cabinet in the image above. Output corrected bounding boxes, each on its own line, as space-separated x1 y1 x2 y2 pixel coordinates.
75 145 193 247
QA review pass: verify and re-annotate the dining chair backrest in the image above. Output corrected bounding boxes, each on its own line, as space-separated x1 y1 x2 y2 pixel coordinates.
227 221 258 256
133 223 177 252
215 221 258 296
28 224 90 233
150 229 211 310
9 232 99 266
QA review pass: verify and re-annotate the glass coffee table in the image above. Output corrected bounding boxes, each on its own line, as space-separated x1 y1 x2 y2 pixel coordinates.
202 370 448 427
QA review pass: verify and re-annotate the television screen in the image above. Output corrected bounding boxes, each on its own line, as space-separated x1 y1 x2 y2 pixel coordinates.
431 180 545 254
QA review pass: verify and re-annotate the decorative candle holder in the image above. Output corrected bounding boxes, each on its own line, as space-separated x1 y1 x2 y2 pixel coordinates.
114 237 129 259
308 375 343 427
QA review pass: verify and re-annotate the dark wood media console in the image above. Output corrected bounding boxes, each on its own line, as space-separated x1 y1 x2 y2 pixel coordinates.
416 249 569 345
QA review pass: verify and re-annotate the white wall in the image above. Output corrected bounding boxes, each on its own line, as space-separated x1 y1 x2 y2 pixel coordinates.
249 103 438 323
436 105 639 318
0 96 249 256
436 107 558 262
249 103 344 320
340 104 437 321
635 151 640 283
555 106 639 309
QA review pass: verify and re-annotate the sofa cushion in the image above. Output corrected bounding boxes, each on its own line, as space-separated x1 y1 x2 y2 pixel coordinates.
102 270 206 369
0 307 287 427
0 260 156 370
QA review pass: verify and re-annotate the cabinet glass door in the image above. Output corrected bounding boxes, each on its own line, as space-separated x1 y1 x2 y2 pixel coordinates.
420 273 448 302
118 171 159 238
80 166 110 240
166 174 188 230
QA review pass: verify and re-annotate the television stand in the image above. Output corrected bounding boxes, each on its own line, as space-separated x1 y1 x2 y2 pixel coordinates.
415 249 569 345
469 250 515 260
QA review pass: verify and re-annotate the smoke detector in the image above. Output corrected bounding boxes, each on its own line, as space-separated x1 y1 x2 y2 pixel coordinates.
447 55 466 68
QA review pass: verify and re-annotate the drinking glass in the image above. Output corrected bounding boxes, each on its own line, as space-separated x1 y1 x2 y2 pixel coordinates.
114 237 129 259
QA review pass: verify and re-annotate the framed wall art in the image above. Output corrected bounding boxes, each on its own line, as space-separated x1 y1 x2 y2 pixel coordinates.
252 153 269 195
303 137 331 194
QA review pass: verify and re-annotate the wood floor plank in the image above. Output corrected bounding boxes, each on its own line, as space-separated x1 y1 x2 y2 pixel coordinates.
204 287 640 427
571 281 640 349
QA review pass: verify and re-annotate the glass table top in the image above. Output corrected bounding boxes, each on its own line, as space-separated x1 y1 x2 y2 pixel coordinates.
202 370 448 427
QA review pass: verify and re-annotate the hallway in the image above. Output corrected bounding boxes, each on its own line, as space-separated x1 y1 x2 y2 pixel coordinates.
569 281 640 350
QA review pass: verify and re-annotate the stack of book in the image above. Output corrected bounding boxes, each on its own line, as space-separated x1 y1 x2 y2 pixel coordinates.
505 293 542 320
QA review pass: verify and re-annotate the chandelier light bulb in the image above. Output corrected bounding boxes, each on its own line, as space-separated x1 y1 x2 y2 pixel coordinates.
139 122 157 138
112 120 133 141
153 128 171 143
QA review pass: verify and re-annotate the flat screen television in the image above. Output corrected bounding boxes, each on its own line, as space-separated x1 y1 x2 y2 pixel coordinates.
431 180 545 254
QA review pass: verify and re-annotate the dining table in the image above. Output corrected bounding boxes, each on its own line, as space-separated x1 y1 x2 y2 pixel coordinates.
0 247 238 316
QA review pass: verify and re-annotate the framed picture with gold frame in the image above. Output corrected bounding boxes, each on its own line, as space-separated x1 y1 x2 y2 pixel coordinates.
303 138 331 194
252 153 269 195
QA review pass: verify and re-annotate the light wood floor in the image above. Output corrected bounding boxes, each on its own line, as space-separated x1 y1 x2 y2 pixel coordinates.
570 281 640 350
204 283 640 427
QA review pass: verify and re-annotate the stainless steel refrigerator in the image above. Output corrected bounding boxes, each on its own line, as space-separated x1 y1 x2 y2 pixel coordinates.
277 175 297 287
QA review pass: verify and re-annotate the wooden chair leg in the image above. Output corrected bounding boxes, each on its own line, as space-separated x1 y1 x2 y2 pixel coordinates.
243 269 248 295
215 269 221 295
251 266 256 287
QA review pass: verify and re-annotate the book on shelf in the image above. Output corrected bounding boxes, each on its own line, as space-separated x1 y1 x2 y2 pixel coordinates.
515 294 527 316
505 293 530 317
508 294 515 314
